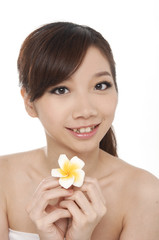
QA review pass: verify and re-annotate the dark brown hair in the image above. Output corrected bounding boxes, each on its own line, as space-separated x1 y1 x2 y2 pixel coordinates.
18 22 118 156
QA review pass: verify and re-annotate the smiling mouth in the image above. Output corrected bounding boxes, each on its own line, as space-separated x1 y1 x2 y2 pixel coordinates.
70 125 99 134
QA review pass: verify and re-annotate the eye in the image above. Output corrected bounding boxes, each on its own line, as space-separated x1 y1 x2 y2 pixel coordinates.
49 86 69 95
94 81 112 91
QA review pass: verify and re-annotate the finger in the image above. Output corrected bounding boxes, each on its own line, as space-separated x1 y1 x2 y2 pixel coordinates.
82 182 103 208
35 208 71 232
59 200 83 221
27 177 60 210
77 181 106 217
37 188 74 211
34 177 60 195
43 208 71 224
65 190 93 215
81 177 106 204
27 188 73 220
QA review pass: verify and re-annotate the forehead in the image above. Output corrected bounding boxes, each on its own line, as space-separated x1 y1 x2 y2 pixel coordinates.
71 47 112 79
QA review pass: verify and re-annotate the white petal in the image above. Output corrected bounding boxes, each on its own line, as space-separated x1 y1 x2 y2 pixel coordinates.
51 168 67 177
70 156 85 169
58 154 70 170
59 176 75 189
73 169 85 187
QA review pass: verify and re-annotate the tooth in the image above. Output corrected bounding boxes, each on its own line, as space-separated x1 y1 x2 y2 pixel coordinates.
79 128 85 133
85 127 91 133
72 126 95 134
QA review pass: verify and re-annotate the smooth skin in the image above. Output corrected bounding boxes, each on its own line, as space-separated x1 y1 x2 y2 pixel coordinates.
0 47 159 240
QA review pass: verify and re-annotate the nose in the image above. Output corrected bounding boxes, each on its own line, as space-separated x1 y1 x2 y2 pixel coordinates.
72 93 97 119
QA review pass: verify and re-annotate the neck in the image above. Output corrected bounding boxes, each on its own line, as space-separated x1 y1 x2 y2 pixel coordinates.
42 142 102 178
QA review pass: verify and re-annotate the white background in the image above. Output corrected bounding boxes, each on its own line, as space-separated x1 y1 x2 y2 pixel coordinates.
0 0 158 177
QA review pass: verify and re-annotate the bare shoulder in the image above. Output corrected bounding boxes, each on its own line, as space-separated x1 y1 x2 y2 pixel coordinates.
0 148 45 237
111 156 159 210
0 152 26 178
101 153 159 208
115 158 159 240
120 159 159 201
0 149 44 194
0 155 12 238
0 148 44 175
96 152 159 239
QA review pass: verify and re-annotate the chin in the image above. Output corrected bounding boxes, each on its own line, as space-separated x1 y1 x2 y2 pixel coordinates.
68 142 99 155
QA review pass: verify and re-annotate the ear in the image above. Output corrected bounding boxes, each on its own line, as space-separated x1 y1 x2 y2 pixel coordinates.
21 88 38 118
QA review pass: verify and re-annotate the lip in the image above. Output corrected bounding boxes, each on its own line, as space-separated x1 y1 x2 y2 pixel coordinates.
66 124 100 140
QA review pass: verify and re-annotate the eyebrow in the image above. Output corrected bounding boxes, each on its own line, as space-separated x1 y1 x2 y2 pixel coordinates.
94 71 112 77
67 70 112 83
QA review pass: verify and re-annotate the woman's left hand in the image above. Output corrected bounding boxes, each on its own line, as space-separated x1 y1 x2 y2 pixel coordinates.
59 177 107 240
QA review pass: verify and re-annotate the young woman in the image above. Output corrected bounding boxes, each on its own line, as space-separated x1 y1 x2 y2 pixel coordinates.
0 22 159 240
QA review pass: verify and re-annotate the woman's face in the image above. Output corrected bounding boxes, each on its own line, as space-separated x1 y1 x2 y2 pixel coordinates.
31 47 118 154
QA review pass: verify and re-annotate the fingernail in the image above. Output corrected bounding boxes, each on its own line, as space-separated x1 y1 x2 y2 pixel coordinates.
68 189 73 194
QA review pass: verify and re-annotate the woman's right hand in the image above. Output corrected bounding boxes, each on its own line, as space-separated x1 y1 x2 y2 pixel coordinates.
60 177 107 240
26 177 73 240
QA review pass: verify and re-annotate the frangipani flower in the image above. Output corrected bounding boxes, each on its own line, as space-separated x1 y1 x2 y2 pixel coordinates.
51 154 85 189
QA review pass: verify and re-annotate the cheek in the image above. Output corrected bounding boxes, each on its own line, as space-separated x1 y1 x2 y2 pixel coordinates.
35 100 68 128
100 95 118 119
